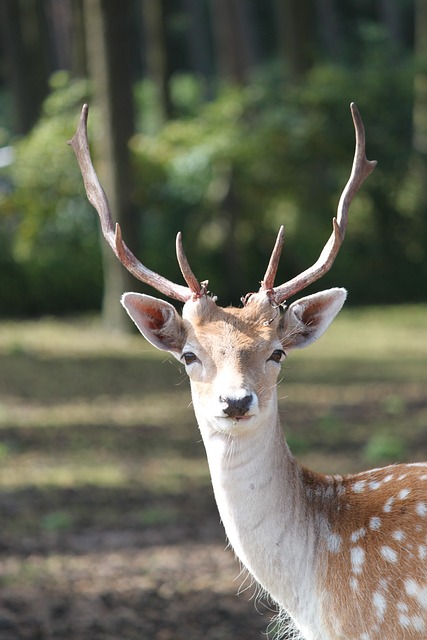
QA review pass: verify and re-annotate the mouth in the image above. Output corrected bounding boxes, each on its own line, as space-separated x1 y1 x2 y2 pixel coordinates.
215 415 254 423
210 414 256 435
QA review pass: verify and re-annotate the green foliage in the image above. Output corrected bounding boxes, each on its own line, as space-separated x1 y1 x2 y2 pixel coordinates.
131 50 423 305
0 72 103 316
1 49 426 316
364 433 408 465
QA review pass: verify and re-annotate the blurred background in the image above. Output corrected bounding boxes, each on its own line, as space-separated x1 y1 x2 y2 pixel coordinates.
0 0 426 328
0 1 426 639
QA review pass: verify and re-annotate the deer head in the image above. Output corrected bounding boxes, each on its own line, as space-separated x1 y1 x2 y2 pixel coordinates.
68 103 376 437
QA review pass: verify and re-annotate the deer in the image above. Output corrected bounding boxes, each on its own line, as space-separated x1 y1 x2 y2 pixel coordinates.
69 103 427 640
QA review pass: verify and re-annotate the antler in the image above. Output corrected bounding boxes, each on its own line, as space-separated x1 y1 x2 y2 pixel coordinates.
68 104 203 303
260 103 377 304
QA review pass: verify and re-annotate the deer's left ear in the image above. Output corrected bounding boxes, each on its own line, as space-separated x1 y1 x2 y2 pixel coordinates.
279 288 347 351
121 292 186 355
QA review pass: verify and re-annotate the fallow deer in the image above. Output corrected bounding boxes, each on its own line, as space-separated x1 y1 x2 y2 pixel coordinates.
69 104 427 640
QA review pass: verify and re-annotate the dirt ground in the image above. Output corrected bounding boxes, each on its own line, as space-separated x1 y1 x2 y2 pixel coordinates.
0 473 278 640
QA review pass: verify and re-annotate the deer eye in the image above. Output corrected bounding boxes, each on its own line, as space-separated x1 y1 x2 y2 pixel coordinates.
268 349 285 364
182 352 198 366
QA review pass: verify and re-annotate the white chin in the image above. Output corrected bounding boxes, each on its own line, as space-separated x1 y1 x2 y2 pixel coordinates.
211 415 256 435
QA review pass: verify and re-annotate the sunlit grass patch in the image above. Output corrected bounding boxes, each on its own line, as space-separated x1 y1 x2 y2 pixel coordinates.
0 316 156 359
318 304 427 360
0 451 209 492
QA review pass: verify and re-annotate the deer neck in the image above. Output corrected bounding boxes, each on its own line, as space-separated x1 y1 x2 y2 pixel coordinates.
192 391 323 636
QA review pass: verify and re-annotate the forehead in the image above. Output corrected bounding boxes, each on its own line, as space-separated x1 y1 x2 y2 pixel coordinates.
182 296 279 352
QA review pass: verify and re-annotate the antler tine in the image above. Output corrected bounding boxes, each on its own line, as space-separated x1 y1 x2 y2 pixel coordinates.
175 232 205 296
268 103 377 304
261 225 285 291
68 104 201 303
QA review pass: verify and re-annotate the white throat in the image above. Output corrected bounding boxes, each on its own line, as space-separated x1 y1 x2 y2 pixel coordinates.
192 388 323 637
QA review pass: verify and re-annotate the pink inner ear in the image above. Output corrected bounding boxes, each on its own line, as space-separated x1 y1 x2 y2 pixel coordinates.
301 301 322 326
146 307 166 331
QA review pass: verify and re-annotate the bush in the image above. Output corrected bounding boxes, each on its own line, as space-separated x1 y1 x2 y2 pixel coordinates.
0 72 103 316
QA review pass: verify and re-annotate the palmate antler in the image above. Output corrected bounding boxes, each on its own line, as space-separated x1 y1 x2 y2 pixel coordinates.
68 104 204 302
260 103 377 304
69 103 375 307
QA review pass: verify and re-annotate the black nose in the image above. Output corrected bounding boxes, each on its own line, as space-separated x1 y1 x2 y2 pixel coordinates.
220 394 253 418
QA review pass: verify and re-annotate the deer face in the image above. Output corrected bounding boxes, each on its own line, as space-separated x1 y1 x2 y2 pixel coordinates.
180 295 285 434
121 288 346 435
70 103 372 435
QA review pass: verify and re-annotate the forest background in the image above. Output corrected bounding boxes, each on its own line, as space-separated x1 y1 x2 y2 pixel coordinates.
0 0 426 331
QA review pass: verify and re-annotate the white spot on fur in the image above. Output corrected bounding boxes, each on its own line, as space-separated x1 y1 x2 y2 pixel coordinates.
392 530 405 541
413 616 426 631
381 546 398 563
351 546 365 574
373 591 387 622
351 527 367 543
416 502 427 517
350 577 359 591
368 481 381 490
412 616 426 631
383 497 394 513
399 614 410 629
419 545 427 560
352 480 367 493
405 579 427 608
398 488 411 500
327 533 342 554
369 516 381 531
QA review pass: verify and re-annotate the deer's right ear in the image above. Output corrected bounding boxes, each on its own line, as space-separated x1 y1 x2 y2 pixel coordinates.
121 293 186 355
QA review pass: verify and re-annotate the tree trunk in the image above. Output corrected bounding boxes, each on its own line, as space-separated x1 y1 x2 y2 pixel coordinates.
210 0 255 85
83 0 137 332
70 0 87 77
46 0 73 70
395 0 427 292
275 0 316 84
315 0 342 61
140 0 172 123
0 0 50 133
379 0 403 50
413 0 427 158
183 0 213 92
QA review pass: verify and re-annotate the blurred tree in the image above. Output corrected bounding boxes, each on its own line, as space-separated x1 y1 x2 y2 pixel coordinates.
140 0 172 122
210 0 255 85
0 0 51 133
70 0 87 77
412 0 427 162
315 0 342 60
401 0 427 277
274 0 316 83
83 0 137 332
183 0 213 92
379 0 403 49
